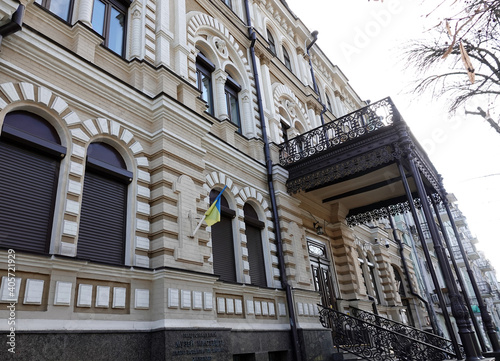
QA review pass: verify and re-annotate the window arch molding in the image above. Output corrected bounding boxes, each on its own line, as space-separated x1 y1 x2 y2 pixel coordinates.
0 109 68 255
188 14 255 137
207 184 242 283
262 19 280 55
187 12 254 93
0 83 150 266
78 138 134 265
240 197 272 287
78 130 146 267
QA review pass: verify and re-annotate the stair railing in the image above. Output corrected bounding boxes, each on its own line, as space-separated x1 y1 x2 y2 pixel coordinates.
350 306 458 356
319 305 457 361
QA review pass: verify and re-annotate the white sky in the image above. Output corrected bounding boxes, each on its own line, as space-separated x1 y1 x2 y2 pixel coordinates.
286 0 500 276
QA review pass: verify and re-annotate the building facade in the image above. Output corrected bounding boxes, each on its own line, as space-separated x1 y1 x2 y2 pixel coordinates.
0 0 498 360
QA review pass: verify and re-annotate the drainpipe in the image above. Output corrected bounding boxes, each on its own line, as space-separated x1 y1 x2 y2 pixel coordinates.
305 31 325 125
243 2 302 360
0 4 25 47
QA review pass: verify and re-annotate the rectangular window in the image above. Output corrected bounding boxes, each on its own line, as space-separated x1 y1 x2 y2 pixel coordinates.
196 53 215 116
223 0 232 9
36 0 74 21
225 75 242 132
196 68 214 115
91 0 128 57
283 46 292 71
227 90 240 130
92 0 106 35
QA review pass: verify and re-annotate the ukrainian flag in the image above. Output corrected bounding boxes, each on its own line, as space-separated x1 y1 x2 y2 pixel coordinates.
205 185 227 226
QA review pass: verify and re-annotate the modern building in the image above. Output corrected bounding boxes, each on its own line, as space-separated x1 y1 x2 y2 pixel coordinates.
0 0 498 360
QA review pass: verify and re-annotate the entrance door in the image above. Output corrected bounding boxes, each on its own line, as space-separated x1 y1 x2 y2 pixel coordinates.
308 240 337 309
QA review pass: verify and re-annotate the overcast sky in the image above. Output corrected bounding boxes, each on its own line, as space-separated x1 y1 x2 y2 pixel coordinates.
286 0 500 276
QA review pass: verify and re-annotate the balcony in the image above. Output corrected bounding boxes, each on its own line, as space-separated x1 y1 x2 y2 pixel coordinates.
476 259 494 272
476 281 493 297
463 243 480 260
278 98 442 223
451 246 465 266
451 209 466 225
492 291 500 304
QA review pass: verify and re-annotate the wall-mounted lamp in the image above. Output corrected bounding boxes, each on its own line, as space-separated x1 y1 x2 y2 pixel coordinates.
313 222 324 236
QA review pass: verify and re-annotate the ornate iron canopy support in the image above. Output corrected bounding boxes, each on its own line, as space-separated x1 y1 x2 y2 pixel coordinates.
396 159 462 358
440 190 500 356
408 157 482 360
430 196 487 354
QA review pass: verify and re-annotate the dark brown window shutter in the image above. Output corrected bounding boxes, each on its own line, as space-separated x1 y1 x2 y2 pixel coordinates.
0 139 59 253
245 223 267 287
77 170 127 265
211 214 236 282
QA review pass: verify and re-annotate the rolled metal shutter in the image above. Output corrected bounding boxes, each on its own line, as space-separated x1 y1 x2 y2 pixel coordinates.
77 170 127 265
0 139 59 253
245 224 267 287
211 213 236 282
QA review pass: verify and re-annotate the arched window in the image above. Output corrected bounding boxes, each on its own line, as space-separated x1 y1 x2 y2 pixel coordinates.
35 0 74 22
210 189 236 282
77 142 132 265
91 0 129 56
0 111 66 254
325 93 333 113
225 73 241 132
282 46 292 71
196 52 215 115
267 29 276 55
244 203 266 287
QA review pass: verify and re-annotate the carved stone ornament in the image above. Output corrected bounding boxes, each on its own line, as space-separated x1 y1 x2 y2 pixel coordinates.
213 37 228 58
285 100 297 117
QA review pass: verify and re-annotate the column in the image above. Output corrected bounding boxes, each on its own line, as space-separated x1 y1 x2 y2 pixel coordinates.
396 158 462 357
155 0 173 67
258 54 273 115
408 156 482 360
241 90 254 138
388 214 442 335
441 192 500 355
129 6 142 59
77 0 93 25
431 197 486 353
214 69 228 120
173 0 188 78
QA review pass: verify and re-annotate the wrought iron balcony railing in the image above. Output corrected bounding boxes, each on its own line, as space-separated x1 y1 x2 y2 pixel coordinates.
279 97 398 166
476 259 494 271
452 246 463 261
318 305 458 361
477 281 493 295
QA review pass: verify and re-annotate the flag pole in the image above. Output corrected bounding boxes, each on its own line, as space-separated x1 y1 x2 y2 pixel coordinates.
191 214 206 238
191 185 227 237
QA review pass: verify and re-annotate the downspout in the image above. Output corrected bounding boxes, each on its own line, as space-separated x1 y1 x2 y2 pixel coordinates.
305 31 326 125
389 215 441 334
243 2 302 361
0 4 25 47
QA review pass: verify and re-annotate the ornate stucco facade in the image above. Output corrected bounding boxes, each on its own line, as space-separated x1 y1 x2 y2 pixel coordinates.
0 1 498 360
